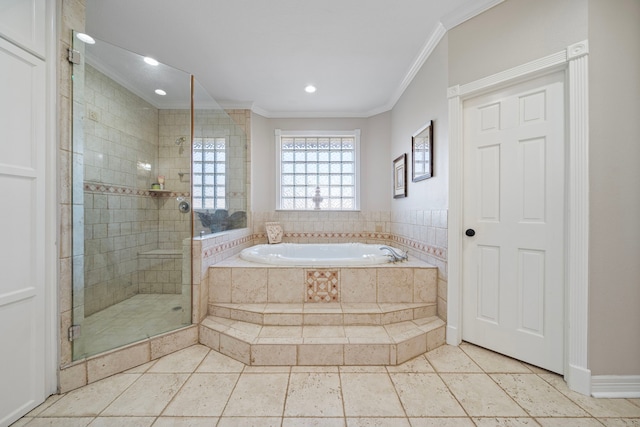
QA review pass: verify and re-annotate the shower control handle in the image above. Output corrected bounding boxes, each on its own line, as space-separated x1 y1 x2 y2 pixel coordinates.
178 201 190 213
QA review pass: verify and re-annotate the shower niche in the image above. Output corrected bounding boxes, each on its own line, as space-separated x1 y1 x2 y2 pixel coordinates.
71 32 247 360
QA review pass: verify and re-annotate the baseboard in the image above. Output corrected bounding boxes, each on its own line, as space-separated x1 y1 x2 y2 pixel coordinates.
446 324 460 345
566 363 592 396
591 375 640 398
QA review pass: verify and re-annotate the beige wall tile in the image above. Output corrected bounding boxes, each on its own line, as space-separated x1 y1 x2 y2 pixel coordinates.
377 268 413 303
219 334 251 365
251 344 297 365
87 342 150 383
209 267 232 303
231 268 267 303
268 268 303 303
149 326 198 360
344 344 390 365
340 268 377 303
298 344 344 365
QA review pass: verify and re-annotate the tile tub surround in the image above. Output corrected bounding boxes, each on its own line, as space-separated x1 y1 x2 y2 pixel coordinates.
203 255 444 365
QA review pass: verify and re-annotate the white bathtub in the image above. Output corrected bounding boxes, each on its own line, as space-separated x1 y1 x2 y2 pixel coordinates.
239 243 404 266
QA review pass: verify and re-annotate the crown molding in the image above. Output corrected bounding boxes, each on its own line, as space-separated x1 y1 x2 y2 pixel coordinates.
441 0 504 30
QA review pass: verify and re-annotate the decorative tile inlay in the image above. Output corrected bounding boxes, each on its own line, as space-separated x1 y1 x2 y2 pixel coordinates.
306 270 339 302
265 222 283 244
84 182 190 198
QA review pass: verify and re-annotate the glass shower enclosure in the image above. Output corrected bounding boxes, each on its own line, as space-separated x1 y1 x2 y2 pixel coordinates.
70 32 193 359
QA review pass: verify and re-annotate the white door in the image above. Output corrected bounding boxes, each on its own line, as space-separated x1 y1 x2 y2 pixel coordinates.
0 37 47 426
462 72 565 373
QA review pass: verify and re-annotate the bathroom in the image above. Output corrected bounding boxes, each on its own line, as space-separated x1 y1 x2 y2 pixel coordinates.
60 27 451 387
2 1 640 424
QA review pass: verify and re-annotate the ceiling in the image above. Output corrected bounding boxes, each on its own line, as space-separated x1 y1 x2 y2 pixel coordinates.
85 0 501 118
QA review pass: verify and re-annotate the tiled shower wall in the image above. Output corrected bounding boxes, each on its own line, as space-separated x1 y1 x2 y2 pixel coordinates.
82 67 191 315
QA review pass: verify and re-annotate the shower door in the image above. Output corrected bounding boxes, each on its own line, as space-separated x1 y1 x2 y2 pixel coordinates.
70 32 193 360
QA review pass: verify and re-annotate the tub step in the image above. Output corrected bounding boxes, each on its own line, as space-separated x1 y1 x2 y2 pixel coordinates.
200 315 445 366
209 302 437 326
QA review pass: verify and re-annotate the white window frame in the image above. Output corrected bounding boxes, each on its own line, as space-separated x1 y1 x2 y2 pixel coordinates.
275 129 361 211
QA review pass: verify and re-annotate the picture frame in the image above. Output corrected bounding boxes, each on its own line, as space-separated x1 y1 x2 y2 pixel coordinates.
412 120 433 182
393 153 407 198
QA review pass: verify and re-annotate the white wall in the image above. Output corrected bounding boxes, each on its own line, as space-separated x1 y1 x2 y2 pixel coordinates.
390 36 449 211
587 0 640 376
250 113 391 213
448 0 587 86
448 0 640 377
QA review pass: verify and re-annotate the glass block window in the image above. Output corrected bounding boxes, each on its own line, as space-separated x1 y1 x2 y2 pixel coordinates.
193 137 226 209
276 129 360 210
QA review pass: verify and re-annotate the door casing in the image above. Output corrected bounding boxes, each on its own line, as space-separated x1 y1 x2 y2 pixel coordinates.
447 40 591 395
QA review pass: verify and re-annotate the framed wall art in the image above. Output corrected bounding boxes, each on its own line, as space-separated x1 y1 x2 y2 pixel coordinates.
412 120 433 182
393 153 407 198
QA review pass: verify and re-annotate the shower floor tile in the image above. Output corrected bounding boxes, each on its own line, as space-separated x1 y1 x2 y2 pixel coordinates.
74 294 189 359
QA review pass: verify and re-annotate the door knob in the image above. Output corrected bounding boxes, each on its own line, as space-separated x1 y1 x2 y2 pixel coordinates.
465 229 475 237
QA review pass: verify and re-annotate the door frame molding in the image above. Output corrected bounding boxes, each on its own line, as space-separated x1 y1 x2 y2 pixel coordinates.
447 40 591 395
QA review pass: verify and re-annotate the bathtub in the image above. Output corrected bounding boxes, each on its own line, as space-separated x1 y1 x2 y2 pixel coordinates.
239 243 404 266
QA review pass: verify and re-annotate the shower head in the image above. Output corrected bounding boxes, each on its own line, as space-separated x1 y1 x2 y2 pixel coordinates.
175 136 187 146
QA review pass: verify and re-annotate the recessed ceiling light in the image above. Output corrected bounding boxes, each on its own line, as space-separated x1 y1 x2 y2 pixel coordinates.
144 57 159 66
76 33 95 44
155 89 167 96
305 85 317 93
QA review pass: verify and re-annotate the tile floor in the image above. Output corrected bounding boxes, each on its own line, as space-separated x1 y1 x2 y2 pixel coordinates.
15 342 640 426
76 294 189 358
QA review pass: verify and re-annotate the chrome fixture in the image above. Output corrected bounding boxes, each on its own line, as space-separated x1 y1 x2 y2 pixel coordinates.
175 136 187 146
379 245 408 262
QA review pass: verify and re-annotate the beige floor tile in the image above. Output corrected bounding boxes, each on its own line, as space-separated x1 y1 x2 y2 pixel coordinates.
629 399 640 408
282 418 346 426
163 373 240 416
147 345 210 373
41 373 140 416
88 417 155 426
285 373 344 417
101 373 189 416
24 417 94 427
491 374 588 417
390 373 466 417
195 349 245 373
425 345 483 373
596 419 640 426
472 418 540 426
341 373 406 417
346 417 411 426
460 342 532 373
408 418 475 427
441 373 527 417
24 394 65 417
539 373 640 418
216 417 282 426
222 373 289 416
535 418 604 427
386 355 434 373
152 417 220 427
